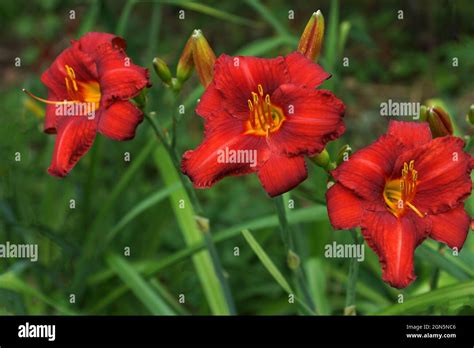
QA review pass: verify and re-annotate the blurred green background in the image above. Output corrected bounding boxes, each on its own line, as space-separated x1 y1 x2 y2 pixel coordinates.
0 0 473 315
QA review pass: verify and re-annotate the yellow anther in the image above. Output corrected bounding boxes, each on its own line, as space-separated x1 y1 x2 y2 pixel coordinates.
252 92 259 104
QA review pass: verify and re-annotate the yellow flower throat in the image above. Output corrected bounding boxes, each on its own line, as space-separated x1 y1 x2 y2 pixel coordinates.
244 84 285 137
383 160 425 218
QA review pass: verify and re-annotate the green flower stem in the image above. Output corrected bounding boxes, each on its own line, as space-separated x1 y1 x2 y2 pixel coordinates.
145 112 236 314
344 229 361 315
203 231 237 314
170 92 181 151
274 195 316 313
144 112 201 213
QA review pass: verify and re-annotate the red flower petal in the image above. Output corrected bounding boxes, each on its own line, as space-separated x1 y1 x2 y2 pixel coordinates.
285 52 330 88
93 43 151 105
332 135 403 205
44 90 58 134
257 154 307 197
76 32 118 54
182 115 270 188
387 120 432 148
98 101 143 141
47 117 97 177
195 81 224 119
269 85 345 156
393 136 473 214
41 45 98 99
362 211 428 288
213 54 290 120
326 183 363 230
429 205 470 250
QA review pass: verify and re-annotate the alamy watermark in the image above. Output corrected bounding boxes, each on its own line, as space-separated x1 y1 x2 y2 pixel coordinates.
55 102 96 120
324 241 365 262
0 241 38 262
217 146 257 167
380 99 420 120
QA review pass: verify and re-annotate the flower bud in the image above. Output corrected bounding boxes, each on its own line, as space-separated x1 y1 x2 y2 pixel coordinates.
427 106 453 138
297 10 325 62
191 29 216 88
419 105 428 121
310 148 330 169
153 57 172 85
176 36 194 83
466 105 474 126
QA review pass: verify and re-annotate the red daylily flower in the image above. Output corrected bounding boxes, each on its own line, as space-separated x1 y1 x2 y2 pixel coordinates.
327 121 473 288
24 32 151 177
181 52 346 197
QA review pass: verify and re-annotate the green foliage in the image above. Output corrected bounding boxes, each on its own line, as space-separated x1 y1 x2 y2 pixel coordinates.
0 0 473 316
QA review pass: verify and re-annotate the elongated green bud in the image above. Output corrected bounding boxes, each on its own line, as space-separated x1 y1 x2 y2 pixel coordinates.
467 105 474 126
153 57 172 85
310 148 330 169
427 106 453 138
176 36 194 83
191 29 216 88
297 10 325 62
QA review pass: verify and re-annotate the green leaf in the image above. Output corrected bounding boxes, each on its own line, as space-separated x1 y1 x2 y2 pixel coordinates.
0 272 75 315
376 281 474 315
149 278 190 315
106 182 180 242
237 36 296 56
116 0 138 36
241 229 292 294
78 0 100 36
145 2 162 66
305 258 331 315
244 0 290 38
417 244 472 280
331 268 392 306
71 137 156 292
241 229 316 315
160 0 257 27
338 21 351 58
88 205 327 286
216 205 327 243
321 0 339 91
105 253 175 315
154 145 231 315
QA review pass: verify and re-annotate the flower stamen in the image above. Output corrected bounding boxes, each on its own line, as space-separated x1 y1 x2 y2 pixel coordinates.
22 65 101 110
383 160 425 218
244 83 285 137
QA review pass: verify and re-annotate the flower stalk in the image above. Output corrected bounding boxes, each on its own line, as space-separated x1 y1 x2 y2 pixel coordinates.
344 229 361 315
274 195 316 313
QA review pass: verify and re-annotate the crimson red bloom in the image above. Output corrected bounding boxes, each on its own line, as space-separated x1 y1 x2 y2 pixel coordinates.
24 32 151 177
327 121 473 288
181 52 345 197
